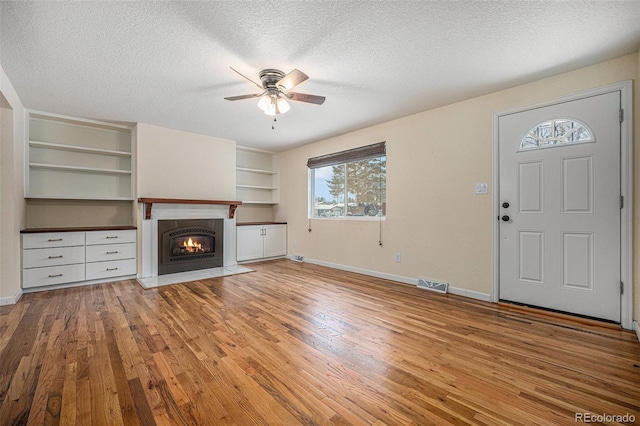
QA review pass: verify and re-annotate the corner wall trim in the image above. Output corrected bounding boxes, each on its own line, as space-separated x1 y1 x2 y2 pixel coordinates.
302 257 491 303
0 288 23 306
633 321 640 344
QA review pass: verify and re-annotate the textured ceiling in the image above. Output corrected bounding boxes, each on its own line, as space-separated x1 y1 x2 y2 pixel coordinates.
2 1 640 152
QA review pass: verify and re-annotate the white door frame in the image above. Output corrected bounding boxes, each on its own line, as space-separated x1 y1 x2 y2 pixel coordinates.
492 80 633 329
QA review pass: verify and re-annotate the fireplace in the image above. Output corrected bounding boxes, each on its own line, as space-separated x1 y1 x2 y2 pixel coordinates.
157 219 223 275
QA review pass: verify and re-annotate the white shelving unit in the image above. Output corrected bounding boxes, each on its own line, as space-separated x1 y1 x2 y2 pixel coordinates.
235 146 279 204
26 111 134 200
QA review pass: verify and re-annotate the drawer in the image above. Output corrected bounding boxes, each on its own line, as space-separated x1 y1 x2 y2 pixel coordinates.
86 259 136 280
86 242 136 263
86 230 136 246
22 232 85 249
22 246 85 269
22 264 85 289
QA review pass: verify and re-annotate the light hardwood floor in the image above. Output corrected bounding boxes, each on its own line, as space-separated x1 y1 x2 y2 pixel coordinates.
1 259 639 425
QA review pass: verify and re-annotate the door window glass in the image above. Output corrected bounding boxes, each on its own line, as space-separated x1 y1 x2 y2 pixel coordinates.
519 119 594 151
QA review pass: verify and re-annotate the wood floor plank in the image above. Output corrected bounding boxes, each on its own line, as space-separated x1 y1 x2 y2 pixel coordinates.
0 259 639 425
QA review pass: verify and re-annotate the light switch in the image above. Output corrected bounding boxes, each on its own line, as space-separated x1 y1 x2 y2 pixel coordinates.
475 183 488 194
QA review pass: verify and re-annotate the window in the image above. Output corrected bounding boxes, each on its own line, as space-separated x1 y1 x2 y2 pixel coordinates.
519 118 594 151
308 142 386 219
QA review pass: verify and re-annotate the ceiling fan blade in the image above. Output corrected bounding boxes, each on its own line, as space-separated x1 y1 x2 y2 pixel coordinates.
230 67 263 90
277 69 309 91
224 94 261 101
287 92 326 105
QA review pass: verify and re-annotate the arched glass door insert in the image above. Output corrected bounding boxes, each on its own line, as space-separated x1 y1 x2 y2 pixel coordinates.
518 118 594 151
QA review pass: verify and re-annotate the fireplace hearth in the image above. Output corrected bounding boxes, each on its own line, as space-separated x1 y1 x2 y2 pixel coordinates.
158 219 223 275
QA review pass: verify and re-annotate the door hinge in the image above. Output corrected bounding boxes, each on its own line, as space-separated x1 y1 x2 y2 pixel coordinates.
620 195 624 209
619 109 624 122
620 281 624 294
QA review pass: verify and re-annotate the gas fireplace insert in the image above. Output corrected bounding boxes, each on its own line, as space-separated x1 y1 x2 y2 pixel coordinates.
157 219 223 275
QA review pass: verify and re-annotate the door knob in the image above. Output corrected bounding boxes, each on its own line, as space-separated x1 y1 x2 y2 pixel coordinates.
501 215 510 222
502 202 510 208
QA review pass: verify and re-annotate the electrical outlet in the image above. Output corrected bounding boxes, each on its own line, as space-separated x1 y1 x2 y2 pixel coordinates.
395 252 401 263
292 240 297 248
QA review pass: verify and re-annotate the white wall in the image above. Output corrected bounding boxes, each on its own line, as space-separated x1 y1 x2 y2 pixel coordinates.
276 53 639 314
0 65 26 305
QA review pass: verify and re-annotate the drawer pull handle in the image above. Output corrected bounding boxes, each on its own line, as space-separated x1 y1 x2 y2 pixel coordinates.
47 238 63 242
48 255 63 259
48 274 63 278
106 236 119 239
106 267 119 271
106 251 119 254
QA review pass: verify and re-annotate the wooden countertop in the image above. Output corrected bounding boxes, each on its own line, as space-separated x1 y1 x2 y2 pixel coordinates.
21 225 137 234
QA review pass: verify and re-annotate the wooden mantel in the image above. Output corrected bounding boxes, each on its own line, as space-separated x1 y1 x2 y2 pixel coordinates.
138 198 243 220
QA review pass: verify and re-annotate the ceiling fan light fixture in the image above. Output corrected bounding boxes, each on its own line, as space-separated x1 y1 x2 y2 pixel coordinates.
257 94 271 112
264 99 277 116
226 67 324 118
276 97 290 114
263 95 290 116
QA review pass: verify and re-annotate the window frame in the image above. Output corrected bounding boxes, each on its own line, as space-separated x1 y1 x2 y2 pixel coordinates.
308 143 386 221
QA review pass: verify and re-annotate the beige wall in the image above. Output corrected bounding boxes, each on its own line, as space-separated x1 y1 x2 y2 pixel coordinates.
276 53 638 321
25 199 134 228
136 123 236 201
0 66 26 303
235 204 274 223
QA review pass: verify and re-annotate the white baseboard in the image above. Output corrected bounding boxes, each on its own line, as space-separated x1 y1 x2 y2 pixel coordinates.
447 286 492 302
0 288 23 306
633 321 640 343
302 257 491 302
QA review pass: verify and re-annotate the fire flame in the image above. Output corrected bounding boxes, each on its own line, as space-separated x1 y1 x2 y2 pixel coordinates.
182 237 203 252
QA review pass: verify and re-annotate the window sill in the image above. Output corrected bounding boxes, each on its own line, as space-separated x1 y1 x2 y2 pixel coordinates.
309 216 386 222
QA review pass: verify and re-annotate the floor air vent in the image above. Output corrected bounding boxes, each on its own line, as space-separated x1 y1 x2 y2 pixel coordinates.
417 278 448 294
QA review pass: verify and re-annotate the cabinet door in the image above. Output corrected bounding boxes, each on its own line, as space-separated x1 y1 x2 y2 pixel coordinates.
237 226 265 261
264 225 287 258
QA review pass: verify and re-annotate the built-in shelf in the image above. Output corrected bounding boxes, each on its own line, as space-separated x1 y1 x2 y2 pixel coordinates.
29 140 132 157
236 184 277 190
235 167 277 175
236 147 279 205
29 162 132 175
26 111 134 200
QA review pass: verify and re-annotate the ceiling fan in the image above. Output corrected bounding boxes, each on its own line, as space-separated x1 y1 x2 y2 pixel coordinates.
224 68 325 116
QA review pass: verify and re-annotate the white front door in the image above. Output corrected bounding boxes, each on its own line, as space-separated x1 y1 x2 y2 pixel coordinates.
498 91 621 322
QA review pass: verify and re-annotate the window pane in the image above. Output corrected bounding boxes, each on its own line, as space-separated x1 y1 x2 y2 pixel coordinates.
313 164 345 218
346 157 386 217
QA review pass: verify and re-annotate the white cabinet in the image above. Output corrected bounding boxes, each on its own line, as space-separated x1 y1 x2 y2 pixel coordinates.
236 146 279 204
26 111 134 200
85 230 137 280
237 224 287 262
21 228 137 290
22 232 86 289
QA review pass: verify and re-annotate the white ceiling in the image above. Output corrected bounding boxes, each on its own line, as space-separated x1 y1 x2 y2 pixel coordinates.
2 1 640 152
